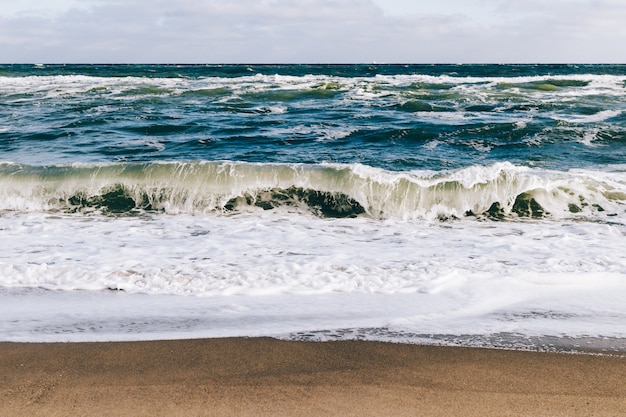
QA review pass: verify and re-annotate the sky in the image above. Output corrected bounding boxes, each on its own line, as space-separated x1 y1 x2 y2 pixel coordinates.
1 0 625 63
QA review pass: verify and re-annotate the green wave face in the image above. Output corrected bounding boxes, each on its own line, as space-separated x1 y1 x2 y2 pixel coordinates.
1 162 623 221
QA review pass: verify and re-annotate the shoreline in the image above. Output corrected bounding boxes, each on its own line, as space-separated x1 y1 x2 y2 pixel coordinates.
2 337 626 416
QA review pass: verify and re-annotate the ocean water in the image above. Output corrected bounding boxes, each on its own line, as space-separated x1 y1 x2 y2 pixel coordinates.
1 64 626 351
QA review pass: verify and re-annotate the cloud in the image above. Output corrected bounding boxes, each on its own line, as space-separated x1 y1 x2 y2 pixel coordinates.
1 0 625 63
477 0 626 61
2 0 386 62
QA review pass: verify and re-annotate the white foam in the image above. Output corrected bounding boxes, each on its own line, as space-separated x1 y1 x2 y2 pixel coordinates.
3 73 625 104
557 109 623 124
1 211 626 342
120 138 167 152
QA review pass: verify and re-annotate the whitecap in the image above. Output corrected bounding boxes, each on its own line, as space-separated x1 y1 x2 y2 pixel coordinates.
560 109 623 124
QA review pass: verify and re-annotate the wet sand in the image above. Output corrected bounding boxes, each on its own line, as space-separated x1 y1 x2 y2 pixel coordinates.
1 338 625 416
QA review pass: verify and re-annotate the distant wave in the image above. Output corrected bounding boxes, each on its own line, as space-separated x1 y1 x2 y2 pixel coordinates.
2 72 625 102
1 161 624 221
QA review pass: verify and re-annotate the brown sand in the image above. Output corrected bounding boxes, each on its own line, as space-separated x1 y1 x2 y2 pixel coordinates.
1 338 625 417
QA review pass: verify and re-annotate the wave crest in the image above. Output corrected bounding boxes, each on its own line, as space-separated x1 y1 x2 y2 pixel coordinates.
0 161 623 221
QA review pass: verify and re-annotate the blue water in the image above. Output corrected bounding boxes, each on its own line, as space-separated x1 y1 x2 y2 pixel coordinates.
2 64 626 220
2 64 626 347
2 64 626 170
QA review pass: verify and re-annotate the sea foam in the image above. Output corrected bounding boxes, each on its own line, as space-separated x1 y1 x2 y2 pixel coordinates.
1 211 625 343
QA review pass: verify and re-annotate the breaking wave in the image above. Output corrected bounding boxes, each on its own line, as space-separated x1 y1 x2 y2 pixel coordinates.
1 161 624 221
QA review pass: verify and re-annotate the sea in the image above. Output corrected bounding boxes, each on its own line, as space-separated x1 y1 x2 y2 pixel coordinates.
1 64 626 352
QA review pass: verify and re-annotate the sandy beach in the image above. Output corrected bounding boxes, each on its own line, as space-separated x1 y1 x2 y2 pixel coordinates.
1 338 625 416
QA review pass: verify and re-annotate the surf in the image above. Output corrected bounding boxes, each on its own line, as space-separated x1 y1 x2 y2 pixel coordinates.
1 161 623 221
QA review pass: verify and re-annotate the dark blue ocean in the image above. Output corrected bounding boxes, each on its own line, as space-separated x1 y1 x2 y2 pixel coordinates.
1 64 626 348
2 64 626 171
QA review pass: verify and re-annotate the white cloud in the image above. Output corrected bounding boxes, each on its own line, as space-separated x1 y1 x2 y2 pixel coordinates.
0 0 87 18
0 0 625 63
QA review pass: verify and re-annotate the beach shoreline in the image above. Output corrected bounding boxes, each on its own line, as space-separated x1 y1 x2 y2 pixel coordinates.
2 337 625 417
3 64 626 417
